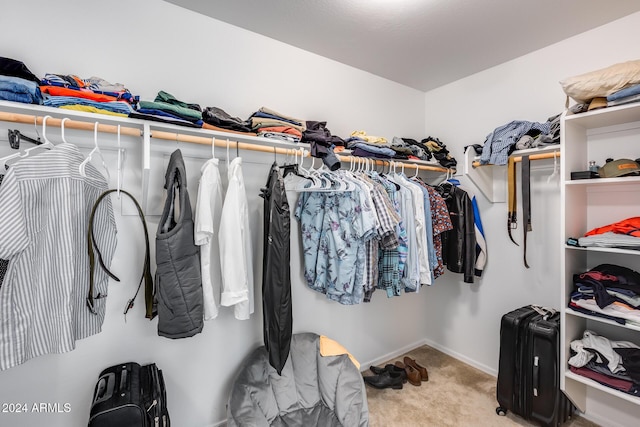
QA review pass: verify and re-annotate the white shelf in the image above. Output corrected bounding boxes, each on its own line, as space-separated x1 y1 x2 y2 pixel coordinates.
560 101 640 416
565 176 640 187
565 308 640 333
564 102 640 129
565 245 640 256
565 372 640 406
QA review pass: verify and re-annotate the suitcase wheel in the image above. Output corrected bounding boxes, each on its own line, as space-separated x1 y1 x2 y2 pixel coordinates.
496 407 507 416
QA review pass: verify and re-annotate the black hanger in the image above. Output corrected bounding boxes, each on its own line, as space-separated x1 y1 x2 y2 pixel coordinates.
7 129 41 149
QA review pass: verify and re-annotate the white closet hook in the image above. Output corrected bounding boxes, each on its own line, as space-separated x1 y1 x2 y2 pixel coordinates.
116 124 122 199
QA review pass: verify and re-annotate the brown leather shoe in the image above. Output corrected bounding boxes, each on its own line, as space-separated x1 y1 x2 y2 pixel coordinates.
404 357 429 382
395 361 421 386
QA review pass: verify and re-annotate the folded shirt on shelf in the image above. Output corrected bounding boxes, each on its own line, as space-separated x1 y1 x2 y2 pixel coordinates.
128 111 203 128
250 116 305 133
350 130 388 145
138 99 202 122
607 83 640 102
569 366 639 395
0 57 41 84
44 96 134 115
40 85 118 102
255 106 305 129
0 75 42 104
578 232 640 249
570 293 640 326
257 131 300 143
41 73 137 104
201 122 256 136
59 105 128 117
202 106 253 133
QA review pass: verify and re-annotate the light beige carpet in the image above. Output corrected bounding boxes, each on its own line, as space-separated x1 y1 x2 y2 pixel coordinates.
365 345 600 427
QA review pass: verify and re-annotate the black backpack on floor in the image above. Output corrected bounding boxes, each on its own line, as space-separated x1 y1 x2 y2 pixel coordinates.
88 362 169 427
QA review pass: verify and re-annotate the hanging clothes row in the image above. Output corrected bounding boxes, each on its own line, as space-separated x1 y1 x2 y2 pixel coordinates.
286 158 488 306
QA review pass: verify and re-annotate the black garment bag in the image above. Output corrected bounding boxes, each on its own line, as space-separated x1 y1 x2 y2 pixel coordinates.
259 163 292 375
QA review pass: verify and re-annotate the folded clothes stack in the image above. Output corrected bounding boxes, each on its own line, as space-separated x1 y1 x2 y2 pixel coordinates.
392 137 430 161
607 83 640 108
201 106 254 134
568 264 640 327
133 90 203 128
249 107 306 143
0 57 43 104
568 330 640 397
346 131 397 160
577 217 640 249
41 73 137 117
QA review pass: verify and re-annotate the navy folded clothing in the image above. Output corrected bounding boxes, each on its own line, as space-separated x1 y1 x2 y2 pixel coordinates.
0 57 40 84
129 111 203 128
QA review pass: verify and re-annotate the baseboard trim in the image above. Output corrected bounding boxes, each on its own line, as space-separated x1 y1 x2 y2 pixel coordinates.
359 338 430 372
421 337 498 377
578 410 625 427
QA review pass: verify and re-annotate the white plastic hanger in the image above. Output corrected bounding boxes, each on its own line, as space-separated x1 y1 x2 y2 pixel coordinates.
79 121 110 181
412 163 420 179
211 136 216 159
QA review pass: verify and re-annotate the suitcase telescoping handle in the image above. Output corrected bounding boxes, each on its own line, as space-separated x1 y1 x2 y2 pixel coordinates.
532 356 540 397
530 305 557 320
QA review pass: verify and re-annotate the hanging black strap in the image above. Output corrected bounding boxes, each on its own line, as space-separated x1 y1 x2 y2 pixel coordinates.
507 156 519 246
87 189 156 320
522 155 531 268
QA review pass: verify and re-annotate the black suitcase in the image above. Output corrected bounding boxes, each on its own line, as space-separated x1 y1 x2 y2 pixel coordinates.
88 362 170 427
496 305 574 426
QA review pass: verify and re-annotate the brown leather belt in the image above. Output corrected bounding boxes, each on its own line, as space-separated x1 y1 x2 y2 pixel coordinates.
507 156 519 246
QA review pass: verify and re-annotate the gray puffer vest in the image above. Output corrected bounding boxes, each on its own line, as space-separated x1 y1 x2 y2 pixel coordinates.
156 149 203 338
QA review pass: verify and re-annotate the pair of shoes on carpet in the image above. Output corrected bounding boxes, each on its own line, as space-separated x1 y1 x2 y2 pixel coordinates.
364 357 429 389
364 363 407 389
395 357 429 387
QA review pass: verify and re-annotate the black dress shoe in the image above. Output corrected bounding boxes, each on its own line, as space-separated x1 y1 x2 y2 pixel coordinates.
369 364 407 382
363 371 404 390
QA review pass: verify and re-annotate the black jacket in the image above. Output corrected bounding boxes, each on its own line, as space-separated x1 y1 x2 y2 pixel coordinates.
437 183 476 283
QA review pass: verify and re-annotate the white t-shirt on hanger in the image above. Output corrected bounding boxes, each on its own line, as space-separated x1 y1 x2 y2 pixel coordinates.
194 158 224 320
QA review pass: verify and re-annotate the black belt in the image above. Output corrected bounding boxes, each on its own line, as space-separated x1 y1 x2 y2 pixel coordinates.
87 189 156 320
522 155 531 268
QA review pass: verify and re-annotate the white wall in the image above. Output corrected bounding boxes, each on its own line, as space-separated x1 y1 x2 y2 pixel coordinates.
0 1 429 426
423 11 640 426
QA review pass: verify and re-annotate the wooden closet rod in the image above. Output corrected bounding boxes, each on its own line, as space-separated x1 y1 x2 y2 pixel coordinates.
472 151 560 168
0 111 143 137
0 111 450 173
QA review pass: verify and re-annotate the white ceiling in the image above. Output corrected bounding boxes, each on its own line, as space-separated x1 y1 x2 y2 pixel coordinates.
165 0 640 92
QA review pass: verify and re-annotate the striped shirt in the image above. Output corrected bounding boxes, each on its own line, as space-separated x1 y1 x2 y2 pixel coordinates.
0 143 116 370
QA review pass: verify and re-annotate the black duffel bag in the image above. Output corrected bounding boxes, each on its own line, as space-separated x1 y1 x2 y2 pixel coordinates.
88 362 169 427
